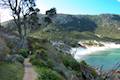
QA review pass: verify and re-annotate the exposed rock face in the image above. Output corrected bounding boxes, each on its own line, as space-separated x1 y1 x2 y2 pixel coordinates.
50 41 71 54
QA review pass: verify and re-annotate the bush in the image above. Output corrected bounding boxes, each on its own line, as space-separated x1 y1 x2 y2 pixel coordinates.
0 62 24 80
30 54 53 68
80 60 98 77
5 54 24 63
61 54 80 71
46 58 53 69
0 54 6 61
19 48 29 58
36 49 48 61
37 68 64 80
31 58 47 67
80 60 88 66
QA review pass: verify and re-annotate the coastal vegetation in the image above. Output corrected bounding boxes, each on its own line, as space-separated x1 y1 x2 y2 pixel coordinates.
1 14 120 80
0 62 24 80
0 0 120 80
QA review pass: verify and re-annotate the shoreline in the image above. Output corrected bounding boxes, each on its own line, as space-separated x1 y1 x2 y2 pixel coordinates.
71 42 120 60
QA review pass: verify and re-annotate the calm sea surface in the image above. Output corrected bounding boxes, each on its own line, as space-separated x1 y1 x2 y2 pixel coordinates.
78 48 120 70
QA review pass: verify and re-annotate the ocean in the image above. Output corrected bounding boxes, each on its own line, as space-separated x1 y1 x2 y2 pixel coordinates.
73 48 120 70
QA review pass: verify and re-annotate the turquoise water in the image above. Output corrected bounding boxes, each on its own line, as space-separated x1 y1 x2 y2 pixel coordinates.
81 48 120 70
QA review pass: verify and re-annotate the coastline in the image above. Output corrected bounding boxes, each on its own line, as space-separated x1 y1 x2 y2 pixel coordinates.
71 42 120 60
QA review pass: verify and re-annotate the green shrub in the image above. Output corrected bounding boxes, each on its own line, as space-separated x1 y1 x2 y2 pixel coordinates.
30 54 53 68
5 54 24 63
80 60 88 66
36 49 48 61
37 68 64 80
19 48 29 58
80 60 98 77
0 62 24 80
0 54 6 61
31 58 47 67
61 54 80 71
46 58 53 69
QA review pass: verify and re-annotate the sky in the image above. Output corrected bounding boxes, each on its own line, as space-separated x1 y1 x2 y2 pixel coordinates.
1 0 120 22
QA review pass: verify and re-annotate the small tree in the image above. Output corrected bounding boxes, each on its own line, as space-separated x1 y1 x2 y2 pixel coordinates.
46 8 57 17
0 0 40 48
44 8 57 26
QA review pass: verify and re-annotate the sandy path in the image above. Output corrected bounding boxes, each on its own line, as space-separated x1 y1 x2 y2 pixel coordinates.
23 58 37 80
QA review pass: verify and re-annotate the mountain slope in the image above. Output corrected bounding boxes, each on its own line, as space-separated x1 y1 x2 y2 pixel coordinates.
50 14 120 39
2 14 120 40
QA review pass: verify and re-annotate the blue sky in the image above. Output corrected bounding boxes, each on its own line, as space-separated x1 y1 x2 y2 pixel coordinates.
1 0 120 22
36 0 120 15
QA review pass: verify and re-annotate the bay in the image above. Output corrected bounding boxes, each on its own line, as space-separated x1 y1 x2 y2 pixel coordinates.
80 48 120 70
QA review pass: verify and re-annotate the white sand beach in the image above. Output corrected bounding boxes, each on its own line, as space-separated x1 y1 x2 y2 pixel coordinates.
71 42 120 60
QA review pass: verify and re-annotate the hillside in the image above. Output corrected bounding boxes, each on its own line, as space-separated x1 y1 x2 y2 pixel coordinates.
2 14 120 40
51 14 120 39
1 13 120 80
